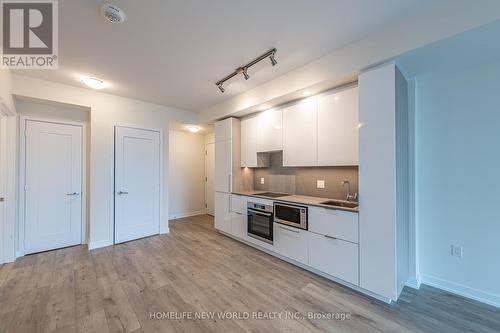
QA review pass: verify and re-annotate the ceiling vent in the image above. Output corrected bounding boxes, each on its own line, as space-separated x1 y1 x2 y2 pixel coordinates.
101 3 126 23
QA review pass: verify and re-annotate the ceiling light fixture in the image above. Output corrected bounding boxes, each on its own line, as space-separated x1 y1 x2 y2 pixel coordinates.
215 48 277 93
187 125 201 133
81 77 107 89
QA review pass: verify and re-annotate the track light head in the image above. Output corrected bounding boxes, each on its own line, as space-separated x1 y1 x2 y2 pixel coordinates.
242 68 250 80
270 52 277 66
217 83 225 93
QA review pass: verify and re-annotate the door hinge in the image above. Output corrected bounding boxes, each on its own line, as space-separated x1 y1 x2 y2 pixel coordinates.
24 185 27 191
24 130 27 137
205 203 207 208
205 150 207 155
205 177 207 182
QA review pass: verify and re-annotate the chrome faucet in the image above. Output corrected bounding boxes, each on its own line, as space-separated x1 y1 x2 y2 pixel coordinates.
342 180 357 202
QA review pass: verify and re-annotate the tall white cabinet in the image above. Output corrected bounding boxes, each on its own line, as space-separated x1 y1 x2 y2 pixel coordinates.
214 118 241 234
317 87 359 166
282 97 318 166
358 63 409 301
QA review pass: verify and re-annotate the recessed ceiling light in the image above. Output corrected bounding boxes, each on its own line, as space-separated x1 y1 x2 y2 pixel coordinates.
81 77 107 89
334 96 340 101
302 90 311 96
187 125 201 133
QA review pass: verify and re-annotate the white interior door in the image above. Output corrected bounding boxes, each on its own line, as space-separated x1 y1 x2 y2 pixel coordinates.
114 126 160 244
205 142 215 216
25 120 83 254
0 114 7 262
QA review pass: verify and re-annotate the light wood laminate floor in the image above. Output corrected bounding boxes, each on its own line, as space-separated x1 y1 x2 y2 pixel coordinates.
0 215 498 332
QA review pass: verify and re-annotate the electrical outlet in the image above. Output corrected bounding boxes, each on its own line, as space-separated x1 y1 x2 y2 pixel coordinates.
451 245 463 258
260 177 265 184
316 180 325 189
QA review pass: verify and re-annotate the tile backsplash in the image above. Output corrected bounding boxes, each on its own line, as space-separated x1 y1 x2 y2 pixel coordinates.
252 152 358 200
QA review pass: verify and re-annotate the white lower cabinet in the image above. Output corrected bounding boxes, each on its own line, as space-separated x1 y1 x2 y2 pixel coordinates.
308 232 359 285
309 207 358 243
215 192 231 234
230 194 247 214
230 212 247 240
274 224 308 265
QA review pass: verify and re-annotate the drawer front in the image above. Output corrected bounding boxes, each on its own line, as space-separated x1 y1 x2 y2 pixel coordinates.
274 224 308 265
308 232 359 285
230 195 247 214
230 212 247 240
309 207 358 243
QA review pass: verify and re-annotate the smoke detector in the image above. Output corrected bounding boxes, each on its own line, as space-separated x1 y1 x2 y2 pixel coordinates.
101 3 126 23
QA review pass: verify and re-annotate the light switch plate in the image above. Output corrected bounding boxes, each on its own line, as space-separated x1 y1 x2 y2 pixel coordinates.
260 177 265 184
317 180 325 189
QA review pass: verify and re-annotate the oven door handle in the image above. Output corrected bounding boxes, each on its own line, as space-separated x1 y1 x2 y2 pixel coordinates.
247 208 272 217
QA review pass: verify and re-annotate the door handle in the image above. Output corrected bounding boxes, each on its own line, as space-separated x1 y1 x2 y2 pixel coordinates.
0 197 4 202
117 191 129 195
66 192 80 196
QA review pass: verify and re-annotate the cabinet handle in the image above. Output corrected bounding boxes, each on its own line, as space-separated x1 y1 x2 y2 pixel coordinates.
324 235 337 240
279 226 299 233
228 174 231 192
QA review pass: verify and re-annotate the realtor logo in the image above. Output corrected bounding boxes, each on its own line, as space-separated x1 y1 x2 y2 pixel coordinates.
1 0 58 68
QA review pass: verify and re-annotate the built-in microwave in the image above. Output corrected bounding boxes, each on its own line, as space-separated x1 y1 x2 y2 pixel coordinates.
274 202 308 230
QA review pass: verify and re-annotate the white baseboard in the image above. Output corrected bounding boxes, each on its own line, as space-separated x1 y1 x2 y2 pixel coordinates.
88 239 113 250
169 210 205 220
421 274 500 309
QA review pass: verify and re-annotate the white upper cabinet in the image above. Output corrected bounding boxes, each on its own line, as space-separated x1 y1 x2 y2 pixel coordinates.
256 108 282 152
215 118 233 142
317 87 359 166
282 97 318 166
240 116 258 167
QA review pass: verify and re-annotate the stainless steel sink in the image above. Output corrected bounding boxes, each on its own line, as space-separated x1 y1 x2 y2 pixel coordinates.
320 200 358 209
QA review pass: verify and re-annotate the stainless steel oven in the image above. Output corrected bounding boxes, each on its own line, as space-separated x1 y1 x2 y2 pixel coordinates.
247 202 273 244
274 202 308 230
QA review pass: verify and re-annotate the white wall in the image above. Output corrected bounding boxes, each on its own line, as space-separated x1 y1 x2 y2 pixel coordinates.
0 69 16 264
12 74 197 250
168 130 205 219
416 60 500 307
0 70 15 112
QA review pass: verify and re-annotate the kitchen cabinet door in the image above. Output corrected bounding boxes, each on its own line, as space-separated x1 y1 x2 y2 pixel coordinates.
230 212 247 240
308 232 359 285
215 118 233 142
282 97 318 166
317 87 359 166
215 192 231 233
241 117 258 167
273 224 308 264
257 108 282 152
215 140 232 192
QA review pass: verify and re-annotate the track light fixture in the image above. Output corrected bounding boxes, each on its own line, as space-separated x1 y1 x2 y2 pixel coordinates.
270 51 277 66
242 67 250 80
215 48 277 93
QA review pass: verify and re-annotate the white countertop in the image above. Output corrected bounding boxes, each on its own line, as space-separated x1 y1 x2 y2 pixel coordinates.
232 191 359 213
